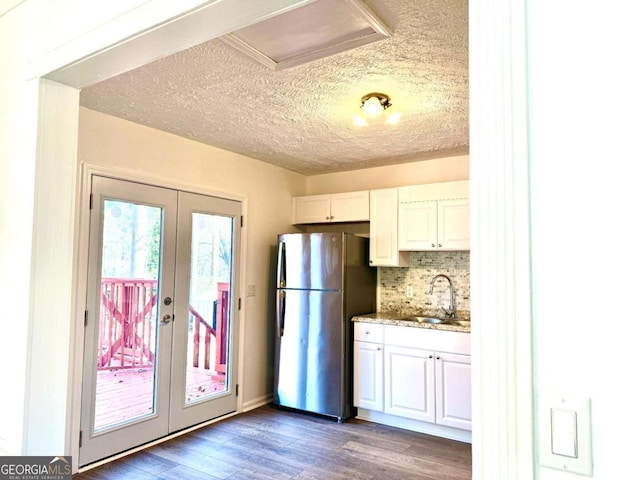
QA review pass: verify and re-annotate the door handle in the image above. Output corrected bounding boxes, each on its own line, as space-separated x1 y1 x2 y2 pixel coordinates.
276 290 286 336
161 314 173 324
277 241 286 288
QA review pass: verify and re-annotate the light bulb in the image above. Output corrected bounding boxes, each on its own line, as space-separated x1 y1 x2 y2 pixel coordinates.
353 115 368 127
385 112 401 125
362 96 384 118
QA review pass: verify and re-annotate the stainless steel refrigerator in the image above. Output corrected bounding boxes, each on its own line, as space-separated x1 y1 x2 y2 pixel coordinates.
273 232 376 422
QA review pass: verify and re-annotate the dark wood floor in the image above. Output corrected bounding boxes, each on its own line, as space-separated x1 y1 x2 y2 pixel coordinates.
74 405 471 480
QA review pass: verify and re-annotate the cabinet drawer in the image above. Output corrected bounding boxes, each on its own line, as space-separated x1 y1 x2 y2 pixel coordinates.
384 325 470 355
354 322 384 343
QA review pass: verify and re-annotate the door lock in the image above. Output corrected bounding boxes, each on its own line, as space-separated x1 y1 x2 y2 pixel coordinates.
163 297 172 306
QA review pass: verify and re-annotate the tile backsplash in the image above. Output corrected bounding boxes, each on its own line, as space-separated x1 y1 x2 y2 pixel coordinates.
378 251 470 318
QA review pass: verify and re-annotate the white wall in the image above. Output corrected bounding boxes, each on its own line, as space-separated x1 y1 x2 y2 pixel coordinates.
306 154 469 193
0 5 38 456
527 2 640 479
78 107 305 405
0 0 310 459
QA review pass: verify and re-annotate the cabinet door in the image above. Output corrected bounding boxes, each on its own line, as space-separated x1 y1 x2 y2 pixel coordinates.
438 199 470 250
354 341 384 412
398 201 438 250
370 188 407 266
330 191 369 222
292 195 331 224
384 345 435 423
435 352 472 431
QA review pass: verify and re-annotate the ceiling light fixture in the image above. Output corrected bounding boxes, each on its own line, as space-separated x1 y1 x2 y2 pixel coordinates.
354 92 400 127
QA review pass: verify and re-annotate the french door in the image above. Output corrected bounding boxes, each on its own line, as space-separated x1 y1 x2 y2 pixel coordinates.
79 176 241 466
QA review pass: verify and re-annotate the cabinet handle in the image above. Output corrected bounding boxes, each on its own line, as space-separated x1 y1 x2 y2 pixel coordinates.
326 216 330 220
377 347 382 351
429 354 433 359
365 331 370 335
330 215 334 219
431 243 436 247
438 243 442 247
436 356 441 360
369 260 373 264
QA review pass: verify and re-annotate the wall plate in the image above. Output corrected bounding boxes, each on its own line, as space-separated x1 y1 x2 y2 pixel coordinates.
538 393 593 476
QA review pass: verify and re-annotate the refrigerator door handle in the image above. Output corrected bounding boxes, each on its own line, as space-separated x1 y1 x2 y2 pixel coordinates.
277 290 286 336
277 240 286 288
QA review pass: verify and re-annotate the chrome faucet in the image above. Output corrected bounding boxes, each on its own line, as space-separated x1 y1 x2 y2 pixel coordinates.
429 274 456 318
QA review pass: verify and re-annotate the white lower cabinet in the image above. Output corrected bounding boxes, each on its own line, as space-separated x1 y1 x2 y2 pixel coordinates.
353 322 471 439
435 352 472 430
353 323 384 412
384 345 436 423
353 341 384 412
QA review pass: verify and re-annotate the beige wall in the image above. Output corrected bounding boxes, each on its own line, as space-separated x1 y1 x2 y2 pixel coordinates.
78 107 469 407
78 107 306 405
306 154 469 194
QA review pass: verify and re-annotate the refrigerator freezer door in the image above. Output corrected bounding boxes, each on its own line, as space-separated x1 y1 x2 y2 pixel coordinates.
274 289 346 418
277 233 343 291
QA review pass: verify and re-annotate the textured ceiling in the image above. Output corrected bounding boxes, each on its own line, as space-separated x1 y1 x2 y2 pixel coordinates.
79 0 468 176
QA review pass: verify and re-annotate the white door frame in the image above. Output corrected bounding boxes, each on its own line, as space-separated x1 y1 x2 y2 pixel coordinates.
78 173 243 466
75 163 248 469
469 0 534 478
25 0 534 477
79 175 178 466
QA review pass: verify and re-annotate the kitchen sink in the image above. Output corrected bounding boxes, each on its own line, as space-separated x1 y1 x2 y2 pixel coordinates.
402 316 449 324
401 316 470 328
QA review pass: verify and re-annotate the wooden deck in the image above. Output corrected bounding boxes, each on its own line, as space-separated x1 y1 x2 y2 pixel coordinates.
93 278 231 431
95 367 227 430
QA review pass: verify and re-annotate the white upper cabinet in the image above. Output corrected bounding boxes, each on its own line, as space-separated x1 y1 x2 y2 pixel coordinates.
438 199 470 250
330 191 370 222
398 200 438 250
369 188 409 267
398 181 470 251
292 190 369 224
292 194 331 224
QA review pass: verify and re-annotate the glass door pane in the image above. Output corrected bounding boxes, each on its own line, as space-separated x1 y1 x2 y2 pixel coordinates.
170 191 241 432
80 176 177 467
185 213 233 405
94 200 162 430
80 178 241 464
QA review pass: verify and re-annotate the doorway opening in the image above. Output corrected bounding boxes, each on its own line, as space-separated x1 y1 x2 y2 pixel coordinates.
79 175 242 466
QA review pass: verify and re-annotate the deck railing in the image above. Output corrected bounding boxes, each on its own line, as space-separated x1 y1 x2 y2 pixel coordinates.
98 278 229 374
189 283 228 375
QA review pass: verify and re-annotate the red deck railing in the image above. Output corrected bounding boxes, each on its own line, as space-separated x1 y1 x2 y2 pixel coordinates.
98 278 229 375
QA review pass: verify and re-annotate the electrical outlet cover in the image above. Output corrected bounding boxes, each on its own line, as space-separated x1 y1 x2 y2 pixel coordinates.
539 393 593 476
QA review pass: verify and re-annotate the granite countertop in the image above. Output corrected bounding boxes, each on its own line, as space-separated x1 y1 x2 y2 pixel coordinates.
352 311 471 333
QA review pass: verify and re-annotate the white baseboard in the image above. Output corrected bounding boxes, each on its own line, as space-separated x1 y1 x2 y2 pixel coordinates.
356 408 472 443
